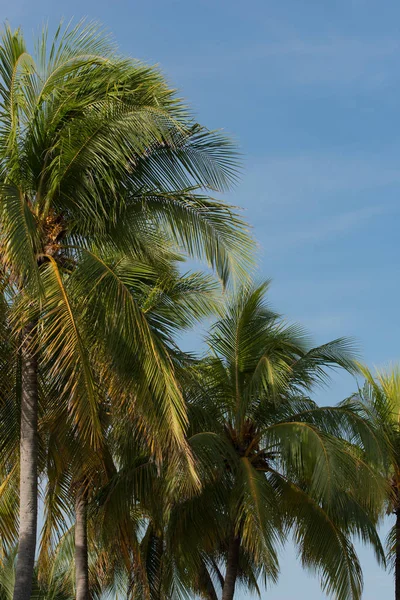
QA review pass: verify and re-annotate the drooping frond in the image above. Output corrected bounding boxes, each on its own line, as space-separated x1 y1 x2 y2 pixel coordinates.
38 258 102 447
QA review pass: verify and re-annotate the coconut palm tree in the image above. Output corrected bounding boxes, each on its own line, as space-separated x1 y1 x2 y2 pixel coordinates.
19 263 221 599
0 262 222 599
178 282 386 600
350 365 400 600
94 282 387 600
86 269 224 599
0 20 252 600
0 544 75 600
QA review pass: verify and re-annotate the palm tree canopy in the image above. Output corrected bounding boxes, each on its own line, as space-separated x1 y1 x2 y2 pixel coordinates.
0 21 253 597
0 20 389 600
0 18 254 450
180 282 387 600
350 364 400 574
0 19 253 288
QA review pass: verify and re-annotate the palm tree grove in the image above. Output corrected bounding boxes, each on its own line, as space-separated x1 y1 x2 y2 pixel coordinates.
0 18 399 600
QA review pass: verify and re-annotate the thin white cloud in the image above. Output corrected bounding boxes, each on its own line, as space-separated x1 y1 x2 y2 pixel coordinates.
292 313 351 336
170 35 400 88
266 204 384 249
228 152 400 255
241 37 399 86
234 153 400 208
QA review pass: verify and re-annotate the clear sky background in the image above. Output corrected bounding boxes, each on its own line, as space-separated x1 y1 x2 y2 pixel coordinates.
2 0 399 597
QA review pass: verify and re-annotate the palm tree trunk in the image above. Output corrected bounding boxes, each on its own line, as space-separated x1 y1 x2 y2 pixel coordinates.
13 324 38 600
75 486 90 600
396 508 400 600
222 533 241 600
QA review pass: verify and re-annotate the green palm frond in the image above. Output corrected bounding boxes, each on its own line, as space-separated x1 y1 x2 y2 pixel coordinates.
235 457 280 580
38 258 102 447
278 472 363 600
180 281 386 600
0 184 41 287
72 248 189 451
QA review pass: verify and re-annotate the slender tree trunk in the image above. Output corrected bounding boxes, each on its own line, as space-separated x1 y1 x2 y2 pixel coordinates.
13 324 38 600
75 486 90 600
396 509 400 600
222 533 241 600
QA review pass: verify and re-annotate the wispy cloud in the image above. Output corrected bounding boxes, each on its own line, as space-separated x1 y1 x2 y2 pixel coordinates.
229 151 400 254
240 37 399 86
295 313 353 337
171 35 400 88
234 153 400 209
263 204 385 251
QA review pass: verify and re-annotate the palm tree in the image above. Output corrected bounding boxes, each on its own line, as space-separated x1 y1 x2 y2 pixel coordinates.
0 20 252 600
351 365 400 600
179 282 386 600
85 269 224 599
25 265 222 599
0 544 75 600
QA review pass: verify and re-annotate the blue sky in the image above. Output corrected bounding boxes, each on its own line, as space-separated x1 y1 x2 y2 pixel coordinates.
3 0 400 596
